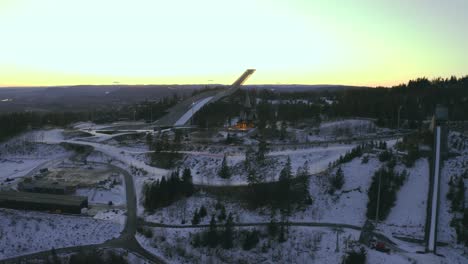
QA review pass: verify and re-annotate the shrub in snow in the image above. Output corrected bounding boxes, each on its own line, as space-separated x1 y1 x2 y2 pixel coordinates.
191 209 201 225
343 247 367 264
329 167 345 194
378 150 393 162
242 229 260 250
218 155 231 179
199 205 207 218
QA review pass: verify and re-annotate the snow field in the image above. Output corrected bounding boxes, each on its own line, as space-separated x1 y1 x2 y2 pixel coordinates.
0 209 122 260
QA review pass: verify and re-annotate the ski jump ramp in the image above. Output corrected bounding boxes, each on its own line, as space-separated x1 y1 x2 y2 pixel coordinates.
155 69 255 127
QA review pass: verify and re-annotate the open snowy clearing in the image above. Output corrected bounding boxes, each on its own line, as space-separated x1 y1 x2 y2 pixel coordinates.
0 209 122 260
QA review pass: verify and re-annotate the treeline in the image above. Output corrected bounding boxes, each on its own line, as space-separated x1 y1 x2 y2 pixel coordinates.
366 164 408 221
328 142 386 168
46 248 128 264
0 96 178 143
146 130 183 169
328 76 468 125
245 158 311 211
201 76 468 130
0 111 89 142
256 101 321 127
193 100 242 128
142 168 194 211
192 214 289 251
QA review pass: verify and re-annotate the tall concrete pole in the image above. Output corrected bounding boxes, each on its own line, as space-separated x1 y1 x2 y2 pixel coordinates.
375 171 382 222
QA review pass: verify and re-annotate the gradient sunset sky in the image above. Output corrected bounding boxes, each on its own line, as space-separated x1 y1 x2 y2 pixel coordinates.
0 0 467 87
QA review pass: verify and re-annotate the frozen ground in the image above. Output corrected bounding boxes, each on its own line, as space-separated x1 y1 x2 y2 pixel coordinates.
308 156 382 225
183 144 356 186
0 209 122 260
0 134 71 187
137 226 362 264
36 129 169 179
76 185 125 206
136 225 465 264
93 209 126 225
378 158 430 239
438 154 468 243
145 156 382 226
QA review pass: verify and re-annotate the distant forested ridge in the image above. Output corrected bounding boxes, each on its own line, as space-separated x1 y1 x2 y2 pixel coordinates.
194 76 468 129
0 97 177 142
327 76 468 124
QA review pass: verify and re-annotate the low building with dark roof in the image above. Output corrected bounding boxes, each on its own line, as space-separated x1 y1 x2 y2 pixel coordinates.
0 191 87 214
18 181 76 195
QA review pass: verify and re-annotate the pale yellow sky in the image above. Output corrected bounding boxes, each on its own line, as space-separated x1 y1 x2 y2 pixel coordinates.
0 0 467 87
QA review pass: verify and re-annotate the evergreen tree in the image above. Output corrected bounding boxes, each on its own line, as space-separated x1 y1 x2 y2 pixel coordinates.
218 155 231 179
222 213 234 249
278 156 293 212
244 147 255 170
182 167 194 196
218 206 227 222
257 140 269 162
191 209 200 225
268 218 279 237
206 215 219 247
242 230 260 250
280 121 287 140
330 167 345 192
278 224 287 243
199 205 207 218
344 247 367 264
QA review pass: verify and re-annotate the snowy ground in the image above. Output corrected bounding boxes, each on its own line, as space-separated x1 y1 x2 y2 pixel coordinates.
438 153 468 243
0 209 122 260
37 129 169 180
378 159 430 239
76 185 125 206
144 156 382 226
137 226 362 264
136 224 465 264
93 209 126 225
0 135 71 189
308 156 382 225
183 144 356 186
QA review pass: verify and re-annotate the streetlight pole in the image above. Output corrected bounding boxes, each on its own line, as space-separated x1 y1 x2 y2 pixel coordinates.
375 171 381 222
397 105 403 130
150 105 153 123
